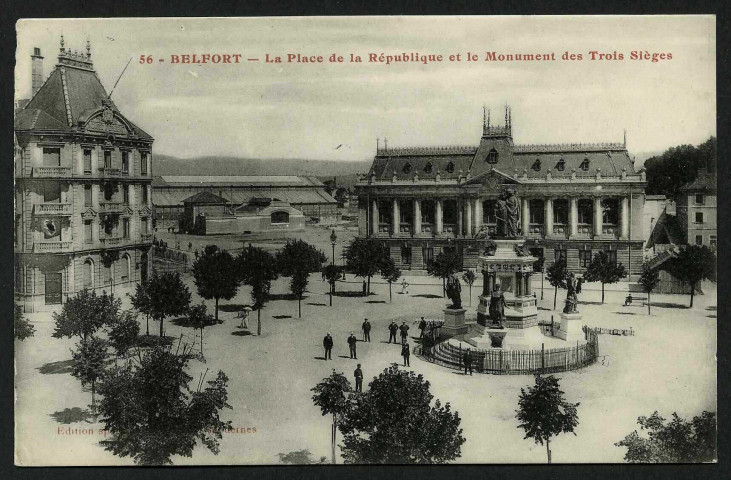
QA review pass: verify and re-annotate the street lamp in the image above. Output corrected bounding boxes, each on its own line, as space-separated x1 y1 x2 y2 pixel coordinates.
330 229 338 306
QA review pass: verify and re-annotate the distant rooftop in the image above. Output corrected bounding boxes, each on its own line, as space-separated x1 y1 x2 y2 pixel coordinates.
156 175 325 187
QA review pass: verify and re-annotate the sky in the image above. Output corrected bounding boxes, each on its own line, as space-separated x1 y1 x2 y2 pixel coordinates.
16 16 716 162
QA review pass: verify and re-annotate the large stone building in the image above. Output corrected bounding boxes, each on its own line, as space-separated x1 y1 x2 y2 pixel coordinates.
355 107 647 278
14 39 154 312
675 167 717 249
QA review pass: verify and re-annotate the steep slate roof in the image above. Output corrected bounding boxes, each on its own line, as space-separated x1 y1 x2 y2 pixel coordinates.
678 169 717 192
182 191 229 204
646 212 684 249
156 175 325 186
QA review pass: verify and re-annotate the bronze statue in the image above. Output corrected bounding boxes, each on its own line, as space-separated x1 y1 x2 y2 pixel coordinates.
494 189 521 238
494 194 508 237
445 274 462 309
488 283 506 328
563 272 579 314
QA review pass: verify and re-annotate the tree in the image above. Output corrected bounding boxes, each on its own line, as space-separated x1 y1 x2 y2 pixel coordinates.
238 245 279 335
53 289 121 341
582 251 628 304
426 252 461 298
71 336 108 404
644 136 716 198
546 257 568 310
664 245 716 308
97 345 232 465
147 272 191 337
14 304 35 341
380 257 401 303
345 237 389 295
615 410 716 463
638 262 660 314
108 311 140 359
276 239 327 318
323 264 344 307
130 279 152 336
277 450 328 464
515 375 580 464
462 270 477 307
311 370 353 464
188 303 218 359
338 364 465 464
192 245 240 321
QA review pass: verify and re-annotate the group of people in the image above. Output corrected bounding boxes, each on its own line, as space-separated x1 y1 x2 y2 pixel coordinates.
321 318 413 368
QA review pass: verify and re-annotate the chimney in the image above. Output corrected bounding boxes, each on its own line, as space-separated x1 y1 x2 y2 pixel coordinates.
31 47 44 97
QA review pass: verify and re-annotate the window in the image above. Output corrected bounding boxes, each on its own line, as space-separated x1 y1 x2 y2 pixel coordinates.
532 159 541 171
123 218 130 238
529 199 544 224
421 200 434 225
84 185 92 206
83 260 94 289
141 153 148 174
122 151 129 173
402 163 412 174
83 149 92 173
422 247 434 265
579 249 592 268
553 199 568 224
710 236 717 250
601 198 619 225
121 256 130 282
123 185 129 204
15 262 23 292
695 212 704 223
43 148 60 166
483 199 497 224
554 249 567 262
606 250 617 265
84 220 93 244
103 182 114 201
580 158 590 171
141 217 149 234
424 162 433 174
695 235 703 246
44 272 62 305
401 246 412 265
104 150 112 169
556 158 565 171
695 194 705 205
446 161 455 173
142 186 149 204
487 148 499 164
102 263 112 285
270 211 290 224
578 199 593 224
43 183 61 203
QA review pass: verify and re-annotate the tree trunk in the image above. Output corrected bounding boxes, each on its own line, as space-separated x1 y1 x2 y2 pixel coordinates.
331 414 337 465
257 309 261 336
329 283 333 307
601 282 605 304
215 297 219 320
367 276 371 295
146 314 150 336
298 297 302 318
443 278 446 298
200 328 204 358
389 282 392 302
554 285 558 310
690 281 695 308
648 291 651 315
546 437 551 464
91 380 95 406
469 285 472 307
159 317 164 337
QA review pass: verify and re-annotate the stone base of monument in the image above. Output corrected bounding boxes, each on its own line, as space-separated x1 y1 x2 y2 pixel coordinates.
442 307 469 337
556 312 584 342
477 294 538 329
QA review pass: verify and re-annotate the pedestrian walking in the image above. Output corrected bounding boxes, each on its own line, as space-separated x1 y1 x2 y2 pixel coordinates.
323 332 334 360
362 280 367 296
194 249 199 259
576 277 583 294
400 279 409 294
401 341 411 367
347 331 358 359
418 317 427 339
354 364 363 393
463 348 473 375
388 321 398 344
362 318 371 342
399 322 410 345
188 241 192 251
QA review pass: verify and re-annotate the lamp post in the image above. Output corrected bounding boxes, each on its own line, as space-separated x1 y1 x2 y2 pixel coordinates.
330 229 337 306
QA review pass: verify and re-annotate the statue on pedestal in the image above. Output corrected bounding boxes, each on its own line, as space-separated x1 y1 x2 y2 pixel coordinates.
445 274 462 309
494 189 521 238
563 272 579 314
488 283 506 328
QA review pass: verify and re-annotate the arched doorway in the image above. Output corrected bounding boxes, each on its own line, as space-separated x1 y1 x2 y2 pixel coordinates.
83 258 94 290
121 254 131 283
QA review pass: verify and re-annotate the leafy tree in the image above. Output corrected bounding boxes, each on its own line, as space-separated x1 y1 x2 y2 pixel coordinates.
462 270 477 307
238 245 279 335
644 136 716 198
345 237 389 295
546 257 568 310
638 262 660 314
14 304 35 341
97 345 232 465
188 303 218 359
277 449 328 464
338 364 465 464
130 279 152 336
323 264 344 307
276 239 327 318
53 289 121 341
147 272 191 337
312 370 353 464
71 336 108 404
615 410 716 463
380 257 401 303
108 311 140 358
192 245 240 321
663 245 716 308
515 374 580 464
426 252 461 298
583 252 627 304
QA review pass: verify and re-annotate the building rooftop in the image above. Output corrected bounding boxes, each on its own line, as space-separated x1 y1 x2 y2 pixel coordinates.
154 175 326 187
182 191 229 204
678 168 717 192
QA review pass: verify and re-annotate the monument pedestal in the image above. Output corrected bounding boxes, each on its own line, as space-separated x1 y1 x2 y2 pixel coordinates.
556 312 584 342
442 307 468 337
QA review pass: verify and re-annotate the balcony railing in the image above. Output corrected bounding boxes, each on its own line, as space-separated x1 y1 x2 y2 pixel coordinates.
397 224 412 235
100 237 121 247
98 167 122 177
442 223 457 235
33 166 72 178
99 202 124 213
527 224 544 236
378 223 391 235
35 240 73 253
575 224 592 237
602 224 618 236
34 203 72 216
421 223 434 235
552 223 568 236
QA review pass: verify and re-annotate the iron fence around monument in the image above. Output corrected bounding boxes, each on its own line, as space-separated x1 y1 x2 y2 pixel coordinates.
415 327 599 375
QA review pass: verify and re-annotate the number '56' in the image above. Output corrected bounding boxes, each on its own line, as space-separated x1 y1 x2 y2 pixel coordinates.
139 55 153 64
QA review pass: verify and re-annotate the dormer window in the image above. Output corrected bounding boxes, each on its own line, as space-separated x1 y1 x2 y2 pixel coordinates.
424 162 433 174
487 148 499 164
402 163 412 174
532 159 541 171
556 158 565 171
580 158 590 171
446 162 455 173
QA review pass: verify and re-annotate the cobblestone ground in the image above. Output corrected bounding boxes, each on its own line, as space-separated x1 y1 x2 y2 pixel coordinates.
15 244 716 464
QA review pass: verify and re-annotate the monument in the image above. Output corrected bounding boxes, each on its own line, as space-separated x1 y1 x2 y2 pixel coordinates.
442 273 468 336
556 272 584 342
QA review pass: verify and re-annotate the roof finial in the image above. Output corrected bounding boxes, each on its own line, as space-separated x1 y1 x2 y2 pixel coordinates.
487 108 490 128
623 129 627 148
508 106 512 129
86 37 91 58
377 137 380 152
60 35 65 53
483 105 487 130
385 137 388 152
505 103 508 128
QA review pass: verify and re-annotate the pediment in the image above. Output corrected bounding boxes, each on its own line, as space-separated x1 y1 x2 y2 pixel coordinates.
139 205 151 216
123 206 134 216
463 167 520 188
81 207 97 219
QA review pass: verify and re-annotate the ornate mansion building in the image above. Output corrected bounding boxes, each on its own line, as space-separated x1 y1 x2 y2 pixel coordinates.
14 39 154 312
355 108 647 278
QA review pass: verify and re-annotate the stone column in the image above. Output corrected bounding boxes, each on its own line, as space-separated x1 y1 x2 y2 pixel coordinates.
522 197 530 235
457 199 463 237
413 198 422 237
465 199 473 237
435 199 443 235
570 197 579 237
392 198 400 236
371 199 379 235
474 198 483 232
620 196 629 239
545 197 553 237
516 272 523 296
593 196 603 237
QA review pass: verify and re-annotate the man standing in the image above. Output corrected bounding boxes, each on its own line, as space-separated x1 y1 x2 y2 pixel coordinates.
463 348 473 376
401 341 411 367
388 321 398 344
362 318 371 342
354 364 363 393
347 331 358 359
323 332 333 360
418 317 427 339
399 322 410 345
